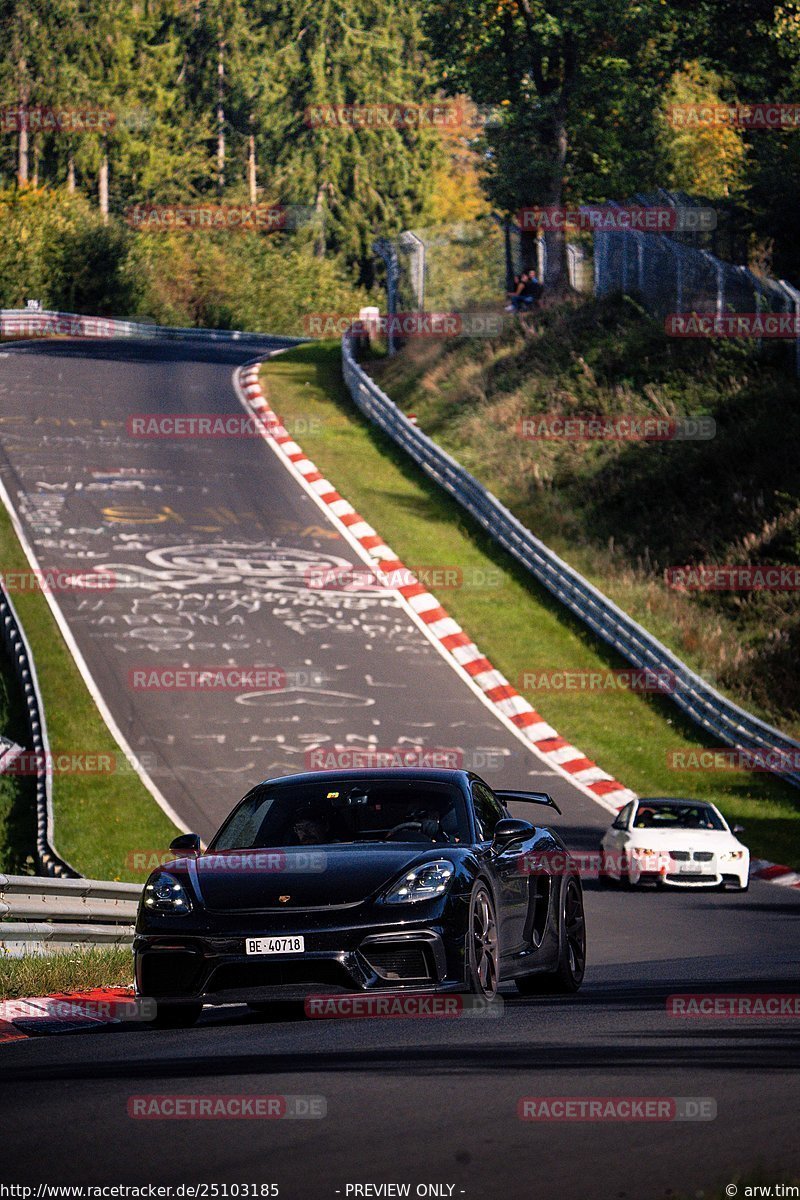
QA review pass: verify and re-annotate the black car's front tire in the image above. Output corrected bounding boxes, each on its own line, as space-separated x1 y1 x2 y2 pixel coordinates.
516 875 586 995
465 882 499 999
150 1002 203 1028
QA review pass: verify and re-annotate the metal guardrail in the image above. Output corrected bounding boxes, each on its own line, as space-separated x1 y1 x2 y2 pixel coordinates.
0 583 79 877
0 309 306 346
0 874 139 952
341 332 800 790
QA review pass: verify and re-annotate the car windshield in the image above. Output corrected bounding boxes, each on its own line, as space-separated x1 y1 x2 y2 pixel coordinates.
632 803 725 831
209 779 470 849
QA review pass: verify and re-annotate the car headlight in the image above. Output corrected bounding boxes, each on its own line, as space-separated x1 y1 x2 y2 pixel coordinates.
635 848 659 857
143 871 192 913
379 860 454 904
719 850 744 861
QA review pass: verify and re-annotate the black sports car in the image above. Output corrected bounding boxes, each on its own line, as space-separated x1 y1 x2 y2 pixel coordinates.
134 768 586 1026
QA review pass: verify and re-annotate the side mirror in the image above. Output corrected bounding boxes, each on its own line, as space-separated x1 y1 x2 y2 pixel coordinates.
732 824 745 835
492 817 535 852
169 832 201 854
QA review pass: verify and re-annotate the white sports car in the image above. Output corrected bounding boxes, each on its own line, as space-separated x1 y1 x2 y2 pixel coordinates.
600 797 749 890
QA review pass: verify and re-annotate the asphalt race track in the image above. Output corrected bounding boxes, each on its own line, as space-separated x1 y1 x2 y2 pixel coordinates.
1 338 799 1198
0 337 598 838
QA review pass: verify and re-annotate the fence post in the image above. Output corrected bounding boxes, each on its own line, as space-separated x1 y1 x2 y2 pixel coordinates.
777 279 800 378
373 237 400 356
399 230 426 311
669 239 683 314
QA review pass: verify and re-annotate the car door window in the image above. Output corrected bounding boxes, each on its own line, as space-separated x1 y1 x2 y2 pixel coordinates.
612 802 634 831
472 782 505 841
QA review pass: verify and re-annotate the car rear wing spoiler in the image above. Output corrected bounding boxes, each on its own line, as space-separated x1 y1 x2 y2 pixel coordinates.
494 789 562 816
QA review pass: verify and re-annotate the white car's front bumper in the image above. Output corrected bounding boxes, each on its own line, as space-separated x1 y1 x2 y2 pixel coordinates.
632 857 748 888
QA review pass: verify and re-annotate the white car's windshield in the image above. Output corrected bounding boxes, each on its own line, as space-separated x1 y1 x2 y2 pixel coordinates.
632 803 725 831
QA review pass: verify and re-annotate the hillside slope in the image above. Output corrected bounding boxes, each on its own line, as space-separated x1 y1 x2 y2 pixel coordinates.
368 296 800 737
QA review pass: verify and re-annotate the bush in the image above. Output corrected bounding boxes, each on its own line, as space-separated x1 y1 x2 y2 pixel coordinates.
0 186 372 336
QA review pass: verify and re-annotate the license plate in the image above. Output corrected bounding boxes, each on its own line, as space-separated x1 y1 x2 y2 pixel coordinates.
245 936 305 956
679 864 702 874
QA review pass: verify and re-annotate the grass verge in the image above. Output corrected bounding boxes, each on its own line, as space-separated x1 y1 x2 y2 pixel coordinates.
262 343 800 867
0 501 178 880
0 945 133 1000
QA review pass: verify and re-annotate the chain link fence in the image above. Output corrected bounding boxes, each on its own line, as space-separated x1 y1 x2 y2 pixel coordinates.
373 218 590 353
594 194 800 376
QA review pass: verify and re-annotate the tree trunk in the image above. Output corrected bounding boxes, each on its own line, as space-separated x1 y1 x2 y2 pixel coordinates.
217 34 225 196
18 121 29 186
32 135 39 187
540 106 570 294
67 148 76 192
313 181 326 257
99 139 109 223
248 128 257 203
17 61 29 186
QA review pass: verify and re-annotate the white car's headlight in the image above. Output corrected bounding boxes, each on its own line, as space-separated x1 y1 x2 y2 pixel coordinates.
143 871 192 913
719 850 745 862
380 860 454 904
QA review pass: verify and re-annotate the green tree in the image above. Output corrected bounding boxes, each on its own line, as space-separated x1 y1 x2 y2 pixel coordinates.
259 0 443 284
422 0 680 291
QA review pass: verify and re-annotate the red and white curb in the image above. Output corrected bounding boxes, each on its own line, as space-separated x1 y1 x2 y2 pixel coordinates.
750 860 800 888
0 987 140 1043
234 359 800 895
235 360 637 814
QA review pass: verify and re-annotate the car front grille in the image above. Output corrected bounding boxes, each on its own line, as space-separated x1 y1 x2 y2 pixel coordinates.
693 852 714 862
670 850 715 862
360 943 432 981
665 872 716 883
208 959 353 994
